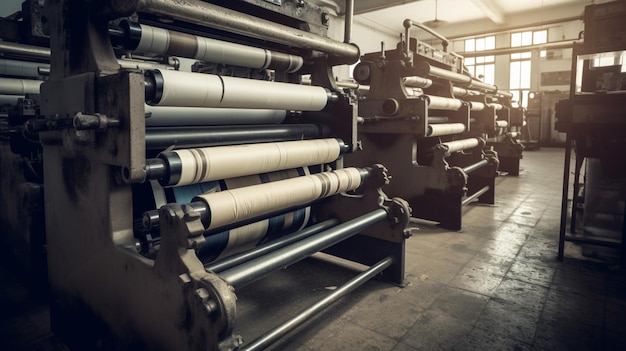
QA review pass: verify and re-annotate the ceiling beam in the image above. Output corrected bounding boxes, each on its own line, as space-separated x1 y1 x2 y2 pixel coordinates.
313 0 425 15
470 0 505 24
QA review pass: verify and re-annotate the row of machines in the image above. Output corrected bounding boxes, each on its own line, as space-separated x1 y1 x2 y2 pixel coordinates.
348 20 524 230
555 0 626 261
0 0 524 348
2 0 413 350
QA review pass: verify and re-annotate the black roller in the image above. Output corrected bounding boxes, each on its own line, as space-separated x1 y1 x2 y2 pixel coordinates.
145 124 325 150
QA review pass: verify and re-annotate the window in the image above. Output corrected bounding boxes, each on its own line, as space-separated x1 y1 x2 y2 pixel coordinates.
508 30 546 107
464 36 495 85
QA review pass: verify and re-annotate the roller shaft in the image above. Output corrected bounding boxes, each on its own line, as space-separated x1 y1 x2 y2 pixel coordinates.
219 208 388 289
440 138 481 154
240 256 393 351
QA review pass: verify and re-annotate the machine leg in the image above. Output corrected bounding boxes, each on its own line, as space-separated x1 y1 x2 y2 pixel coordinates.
558 134 573 260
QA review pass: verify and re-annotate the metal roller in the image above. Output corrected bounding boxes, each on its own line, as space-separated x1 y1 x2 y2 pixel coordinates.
415 61 497 93
0 94 23 106
0 59 49 79
136 0 360 65
0 78 42 95
145 138 348 186
427 123 466 137
144 69 334 111
144 105 287 127
144 124 324 150
218 208 389 289
121 21 303 73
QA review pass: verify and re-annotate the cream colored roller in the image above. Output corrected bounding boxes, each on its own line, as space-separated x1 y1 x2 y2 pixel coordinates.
440 138 481 154
489 103 504 111
469 101 486 111
195 168 362 230
150 69 329 111
172 138 342 186
427 123 466 137
496 120 509 128
0 78 42 95
426 95 463 111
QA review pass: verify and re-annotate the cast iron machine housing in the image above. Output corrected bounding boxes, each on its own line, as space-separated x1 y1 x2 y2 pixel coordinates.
348 19 499 230
36 0 411 349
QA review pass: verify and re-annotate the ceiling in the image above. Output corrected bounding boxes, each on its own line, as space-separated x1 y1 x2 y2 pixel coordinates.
315 0 607 35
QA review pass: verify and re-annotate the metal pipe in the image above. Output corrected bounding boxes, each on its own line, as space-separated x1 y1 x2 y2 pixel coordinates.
462 159 489 174
416 62 497 93
344 0 354 43
0 41 50 60
145 124 324 150
462 186 490 206
239 256 393 351
404 19 449 51
136 0 360 64
0 59 49 78
460 40 579 58
205 219 340 273
219 208 388 289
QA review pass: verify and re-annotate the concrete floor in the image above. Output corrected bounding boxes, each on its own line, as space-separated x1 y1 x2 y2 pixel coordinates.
1 147 625 350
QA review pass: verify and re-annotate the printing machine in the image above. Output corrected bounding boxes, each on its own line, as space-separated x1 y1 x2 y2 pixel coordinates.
1 0 413 349
347 19 500 230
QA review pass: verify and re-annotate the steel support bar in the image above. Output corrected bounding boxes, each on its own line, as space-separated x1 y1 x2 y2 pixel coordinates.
136 0 360 64
239 256 393 351
219 209 388 289
462 186 490 206
145 124 324 149
205 219 339 273
462 159 490 175
558 134 572 260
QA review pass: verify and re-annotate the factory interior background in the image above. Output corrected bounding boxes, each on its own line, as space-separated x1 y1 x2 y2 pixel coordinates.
0 0 624 350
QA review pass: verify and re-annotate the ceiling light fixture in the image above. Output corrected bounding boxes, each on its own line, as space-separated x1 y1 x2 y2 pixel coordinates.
423 0 448 28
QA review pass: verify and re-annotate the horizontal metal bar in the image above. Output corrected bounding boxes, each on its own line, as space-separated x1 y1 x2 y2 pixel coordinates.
462 159 490 174
205 219 340 273
239 256 394 351
462 186 490 206
219 209 388 289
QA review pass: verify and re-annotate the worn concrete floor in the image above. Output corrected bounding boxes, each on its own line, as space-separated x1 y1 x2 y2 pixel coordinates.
1 147 625 350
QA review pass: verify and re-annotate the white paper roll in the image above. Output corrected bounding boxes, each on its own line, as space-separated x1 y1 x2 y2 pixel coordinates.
154 69 329 111
0 59 48 79
441 138 481 154
427 123 466 137
426 95 463 111
195 168 362 230
173 138 341 186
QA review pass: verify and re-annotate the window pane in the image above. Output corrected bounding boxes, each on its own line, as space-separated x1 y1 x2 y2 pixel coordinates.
485 55 495 62
520 60 531 88
476 65 485 79
465 57 475 65
476 56 484 64
511 33 521 47
510 61 520 89
511 53 521 60
534 30 547 44
540 50 547 58
465 39 475 52
485 36 495 50
521 90 530 108
521 52 531 59
476 37 485 51
484 64 495 85
466 65 475 77
522 31 533 46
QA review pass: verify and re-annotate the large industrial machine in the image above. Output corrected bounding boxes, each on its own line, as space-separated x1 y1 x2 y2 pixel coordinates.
347 20 510 230
556 0 626 261
1 0 413 349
